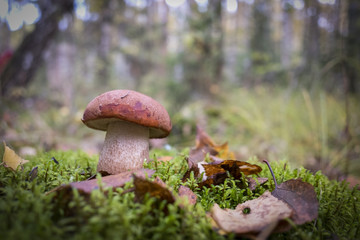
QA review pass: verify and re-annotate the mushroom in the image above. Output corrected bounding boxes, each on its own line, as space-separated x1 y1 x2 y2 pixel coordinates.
82 90 172 175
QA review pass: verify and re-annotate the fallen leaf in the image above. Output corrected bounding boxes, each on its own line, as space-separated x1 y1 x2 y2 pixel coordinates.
187 147 214 169
183 159 262 188
181 164 200 182
133 175 175 204
48 169 155 217
201 161 227 176
263 160 319 225
247 177 268 191
204 160 262 176
178 185 197 205
48 168 155 195
183 126 262 188
194 126 235 161
211 191 293 237
1 142 29 171
195 125 217 149
198 160 242 188
156 156 173 162
272 179 319 225
133 175 198 208
213 142 235 160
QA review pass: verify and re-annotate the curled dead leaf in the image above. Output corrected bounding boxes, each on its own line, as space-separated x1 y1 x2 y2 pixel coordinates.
178 185 197 205
195 126 233 158
210 191 293 237
204 160 262 176
272 179 319 225
133 175 175 204
183 159 262 189
47 169 155 217
195 125 217 149
247 177 268 191
187 147 214 168
133 176 197 206
48 168 155 196
263 160 319 225
183 126 262 189
1 141 29 171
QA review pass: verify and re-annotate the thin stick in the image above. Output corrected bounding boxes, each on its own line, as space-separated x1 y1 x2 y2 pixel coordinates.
263 159 277 189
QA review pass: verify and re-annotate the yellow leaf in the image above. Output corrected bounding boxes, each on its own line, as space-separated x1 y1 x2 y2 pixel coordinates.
213 142 235 160
2 142 29 171
195 126 236 160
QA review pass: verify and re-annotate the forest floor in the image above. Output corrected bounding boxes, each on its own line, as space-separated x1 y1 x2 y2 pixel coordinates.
1 86 360 184
1 86 360 239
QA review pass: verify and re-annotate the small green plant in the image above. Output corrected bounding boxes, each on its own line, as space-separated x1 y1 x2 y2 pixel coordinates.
196 173 266 211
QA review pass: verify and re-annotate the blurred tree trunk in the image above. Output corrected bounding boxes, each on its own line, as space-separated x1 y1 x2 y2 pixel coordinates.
0 0 74 97
210 0 223 82
118 1 156 89
302 0 321 86
346 0 360 93
280 2 293 69
183 0 223 98
46 41 76 111
249 0 275 85
95 0 115 86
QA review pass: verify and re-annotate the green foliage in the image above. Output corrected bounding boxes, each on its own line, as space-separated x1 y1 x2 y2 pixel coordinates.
25 151 97 191
0 150 220 240
0 149 359 239
196 174 266 211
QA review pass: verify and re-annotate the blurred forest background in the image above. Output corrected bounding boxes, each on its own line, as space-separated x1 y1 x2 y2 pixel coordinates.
0 0 359 184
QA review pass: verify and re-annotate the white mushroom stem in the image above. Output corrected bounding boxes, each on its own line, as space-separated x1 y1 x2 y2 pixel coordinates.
97 121 149 175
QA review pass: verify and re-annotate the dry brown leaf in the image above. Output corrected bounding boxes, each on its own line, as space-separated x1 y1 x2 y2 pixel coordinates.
183 126 261 188
247 177 268 191
213 142 235 160
156 156 173 162
195 125 217 149
47 169 156 217
183 159 262 189
210 191 293 237
187 147 214 168
133 175 176 204
195 126 235 160
263 160 319 226
181 164 200 182
1 142 29 171
205 160 262 176
178 185 197 205
272 179 319 225
48 168 155 195
133 176 198 208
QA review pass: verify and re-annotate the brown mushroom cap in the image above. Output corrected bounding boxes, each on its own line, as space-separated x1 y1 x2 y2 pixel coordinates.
82 90 172 138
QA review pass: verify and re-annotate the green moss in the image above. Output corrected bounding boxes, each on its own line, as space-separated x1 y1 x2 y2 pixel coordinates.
0 149 359 239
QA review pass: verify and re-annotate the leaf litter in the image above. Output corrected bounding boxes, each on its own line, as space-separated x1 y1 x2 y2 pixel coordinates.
133 175 197 207
210 159 319 238
29 125 318 239
1 141 29 171
263 160 319 225
48 168 155 196
211 191 293 236
182 126 264 189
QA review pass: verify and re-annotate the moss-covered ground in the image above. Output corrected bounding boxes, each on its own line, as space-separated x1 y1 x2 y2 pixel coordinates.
0 149 359 240
1 86 359 239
